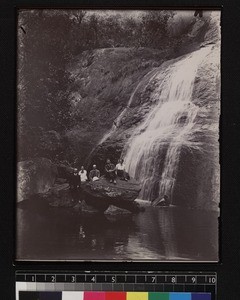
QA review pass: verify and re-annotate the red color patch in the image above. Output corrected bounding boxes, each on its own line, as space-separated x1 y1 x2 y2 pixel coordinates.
105 292 127 300
84 292 105 300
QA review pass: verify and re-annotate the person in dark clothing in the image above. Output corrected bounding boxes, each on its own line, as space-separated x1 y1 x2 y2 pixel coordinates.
69 168 81 190
68 168 81 202
105 158 117 184
89 165 100 181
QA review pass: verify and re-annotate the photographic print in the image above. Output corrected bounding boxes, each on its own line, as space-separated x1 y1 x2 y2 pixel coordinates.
16 9 220 261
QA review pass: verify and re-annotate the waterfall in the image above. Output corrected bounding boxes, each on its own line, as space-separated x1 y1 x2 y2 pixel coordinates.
123 46 212 202
98 68 158 145
85 68 158 166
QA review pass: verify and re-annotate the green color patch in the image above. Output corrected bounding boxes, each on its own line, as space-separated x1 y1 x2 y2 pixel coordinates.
149 292 169 300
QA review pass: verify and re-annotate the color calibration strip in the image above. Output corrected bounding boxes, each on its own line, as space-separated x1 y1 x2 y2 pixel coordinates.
16 272 216 300
19 291 212 300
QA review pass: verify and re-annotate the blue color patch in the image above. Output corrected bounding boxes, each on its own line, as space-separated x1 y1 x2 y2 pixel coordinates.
169 293 191 300
191 293 211 300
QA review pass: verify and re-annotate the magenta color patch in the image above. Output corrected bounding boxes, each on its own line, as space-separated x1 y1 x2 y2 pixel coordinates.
84 292 106 300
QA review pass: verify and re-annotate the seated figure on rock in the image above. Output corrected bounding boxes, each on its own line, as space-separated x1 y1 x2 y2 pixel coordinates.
116 158 129 181
89 164 100 181
105 158 117 184
78 165 88 182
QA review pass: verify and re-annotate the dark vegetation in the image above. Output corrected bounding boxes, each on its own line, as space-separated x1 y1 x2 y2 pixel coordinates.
18 10 208 166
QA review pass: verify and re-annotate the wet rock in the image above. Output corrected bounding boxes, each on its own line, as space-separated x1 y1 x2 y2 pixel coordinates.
104 205 132 215
17 158 58 202
104 205 133 222
45 183 80 207
173 43 220 211
81 177 141 212
80 200 100 214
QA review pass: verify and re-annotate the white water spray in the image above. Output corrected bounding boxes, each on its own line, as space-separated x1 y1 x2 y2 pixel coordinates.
123 46 212 201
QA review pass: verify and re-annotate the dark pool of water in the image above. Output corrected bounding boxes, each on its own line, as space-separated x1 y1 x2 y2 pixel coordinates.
16 201 218 261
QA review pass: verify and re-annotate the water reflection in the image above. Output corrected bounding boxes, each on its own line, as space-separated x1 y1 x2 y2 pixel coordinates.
16 202 218 261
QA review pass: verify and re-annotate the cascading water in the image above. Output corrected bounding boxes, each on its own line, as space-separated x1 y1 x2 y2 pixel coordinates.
98 68 158 145
86 68 159 165
123 46 212 202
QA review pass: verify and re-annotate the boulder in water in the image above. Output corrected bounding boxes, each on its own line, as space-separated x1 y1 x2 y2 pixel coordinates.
104 205 132 215
45 183 80 208
81 177 141 212
80 200 101 214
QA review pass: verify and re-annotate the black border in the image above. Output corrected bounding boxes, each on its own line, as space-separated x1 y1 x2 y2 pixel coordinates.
1 0 240 299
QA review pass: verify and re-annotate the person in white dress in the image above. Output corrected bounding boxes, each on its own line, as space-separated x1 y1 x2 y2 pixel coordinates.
116 158 128 181
78 166 88 182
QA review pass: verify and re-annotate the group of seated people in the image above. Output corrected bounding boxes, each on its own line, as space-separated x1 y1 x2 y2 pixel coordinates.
69 160 170 207
104 158 129 184
69 158 129 189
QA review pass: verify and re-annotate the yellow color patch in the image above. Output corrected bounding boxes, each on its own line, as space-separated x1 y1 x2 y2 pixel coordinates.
127 292 148 300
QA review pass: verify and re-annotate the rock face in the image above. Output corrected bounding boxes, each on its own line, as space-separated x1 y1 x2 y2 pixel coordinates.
87 13 220 211
17 158 58 202
172 29 220 211
56 163 74 180
81 177 141 212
